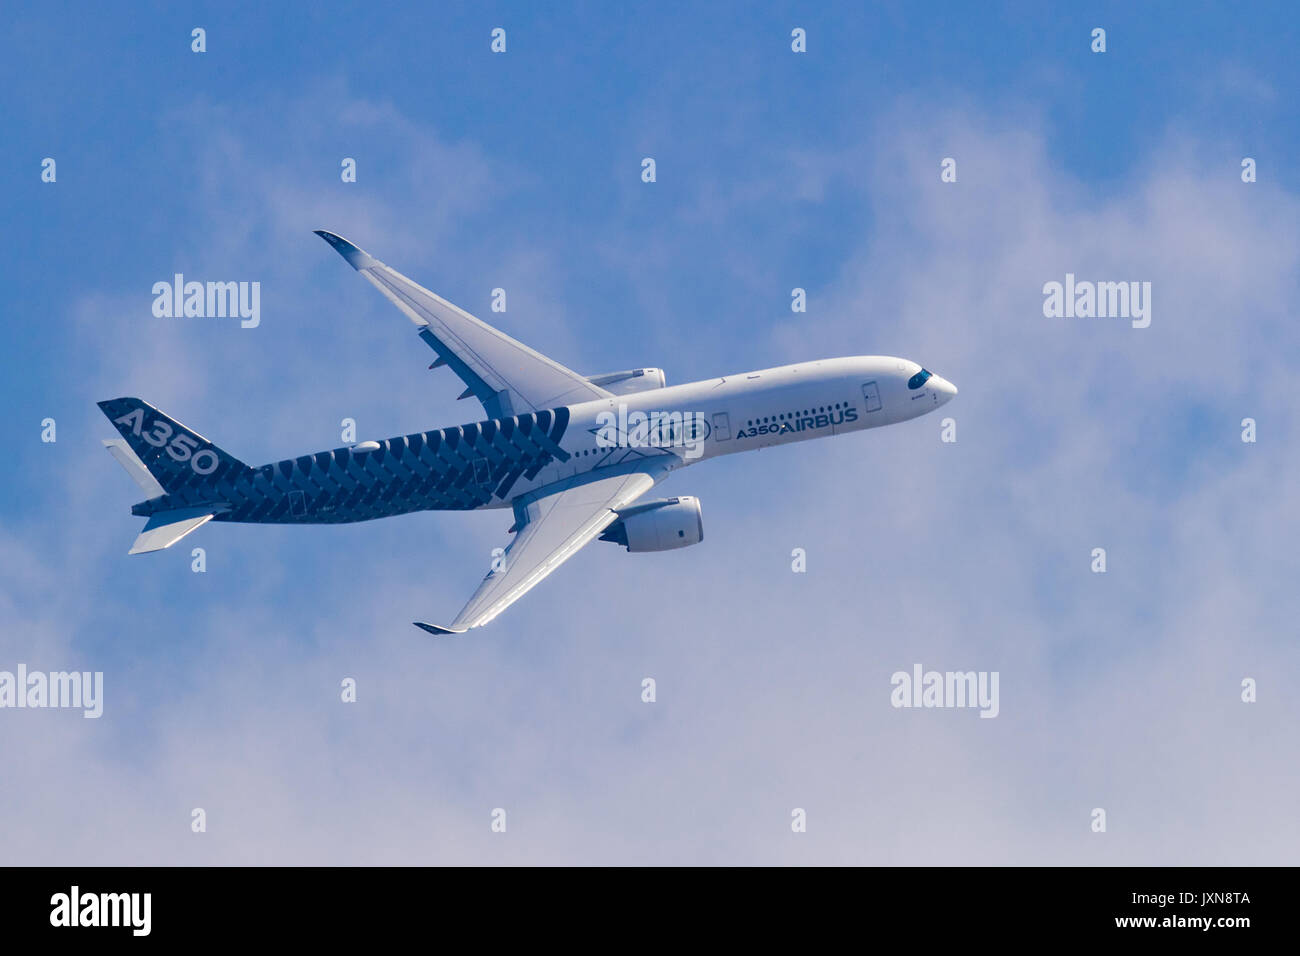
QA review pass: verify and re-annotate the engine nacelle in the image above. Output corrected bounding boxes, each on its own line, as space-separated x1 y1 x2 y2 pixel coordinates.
599 496 702 552
587 368 667 395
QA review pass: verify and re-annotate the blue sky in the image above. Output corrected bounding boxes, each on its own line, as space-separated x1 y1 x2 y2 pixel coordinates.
2 2 1298 863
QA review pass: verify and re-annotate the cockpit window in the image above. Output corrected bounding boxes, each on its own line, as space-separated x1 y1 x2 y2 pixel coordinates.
907 368 933 390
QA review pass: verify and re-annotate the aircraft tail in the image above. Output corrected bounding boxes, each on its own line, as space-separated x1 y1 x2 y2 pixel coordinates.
98 398 249 553
98 397 250 493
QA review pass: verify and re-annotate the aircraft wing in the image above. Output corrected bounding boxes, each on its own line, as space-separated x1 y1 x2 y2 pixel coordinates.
315 230 612 418
414 463 673 635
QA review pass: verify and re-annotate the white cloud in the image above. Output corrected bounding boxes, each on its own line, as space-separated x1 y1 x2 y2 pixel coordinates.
3 93 1298 864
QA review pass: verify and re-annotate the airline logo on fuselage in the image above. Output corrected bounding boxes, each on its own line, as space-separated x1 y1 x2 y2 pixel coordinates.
734 406 857 440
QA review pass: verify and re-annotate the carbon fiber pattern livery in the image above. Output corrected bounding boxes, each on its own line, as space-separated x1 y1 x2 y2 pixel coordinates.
100 398 571 524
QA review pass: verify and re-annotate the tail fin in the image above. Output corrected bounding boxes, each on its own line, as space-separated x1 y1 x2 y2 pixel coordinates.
98 397 250 495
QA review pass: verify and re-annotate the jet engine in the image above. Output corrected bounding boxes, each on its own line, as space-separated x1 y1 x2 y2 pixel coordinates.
586 368 667 395
599 496 702 552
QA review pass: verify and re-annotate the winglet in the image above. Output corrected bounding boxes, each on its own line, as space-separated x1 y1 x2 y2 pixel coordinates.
413 621 468 636
314 230 378 271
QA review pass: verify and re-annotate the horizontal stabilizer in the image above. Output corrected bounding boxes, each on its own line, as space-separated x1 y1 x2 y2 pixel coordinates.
103 439 165 499
129 507 215 555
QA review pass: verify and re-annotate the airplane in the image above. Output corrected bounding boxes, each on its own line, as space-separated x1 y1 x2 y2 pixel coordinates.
99 230 957 634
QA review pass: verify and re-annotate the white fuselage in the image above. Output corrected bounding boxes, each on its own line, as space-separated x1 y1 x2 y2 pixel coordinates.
480 355 957 508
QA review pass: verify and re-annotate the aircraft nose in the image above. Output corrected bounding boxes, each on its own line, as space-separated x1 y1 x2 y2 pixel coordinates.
932 374 958 404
